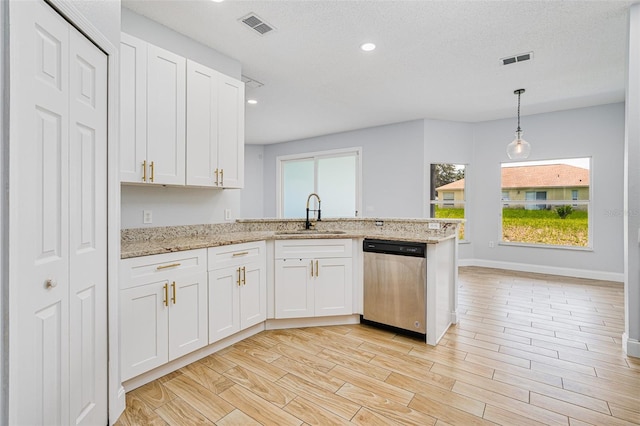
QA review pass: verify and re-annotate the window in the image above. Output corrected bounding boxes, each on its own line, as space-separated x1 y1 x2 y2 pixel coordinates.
429 163 466 240
278 148 361 219
500 158 591 248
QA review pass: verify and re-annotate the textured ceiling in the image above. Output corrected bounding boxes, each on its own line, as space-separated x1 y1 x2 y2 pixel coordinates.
122 0 633 144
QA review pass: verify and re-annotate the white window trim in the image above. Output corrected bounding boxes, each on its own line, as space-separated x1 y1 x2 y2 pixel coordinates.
276 147 363 219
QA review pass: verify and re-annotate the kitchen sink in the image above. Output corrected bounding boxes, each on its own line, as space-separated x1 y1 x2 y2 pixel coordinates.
274 229 346 236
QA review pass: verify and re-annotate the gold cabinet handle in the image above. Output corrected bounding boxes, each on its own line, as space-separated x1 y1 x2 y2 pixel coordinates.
315 260 319 277
232 251 249 257
163 283 168 307
220 169 224 186
237 267 241 286
171 281 176 304
150 161 155 182
157 263 181 270
142 160 147 182
310 260 314 277
242 266 246 285
214 168 219 185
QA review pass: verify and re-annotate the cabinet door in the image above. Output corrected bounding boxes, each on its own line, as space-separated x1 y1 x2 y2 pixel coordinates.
240 262 267 329
208 268 241 343
168 272 208 360
120 282 169 381
186 60 218 187
315 258 353 317
119 33 147 183
275 259 313 319
217 73 244 188
147 44 186 185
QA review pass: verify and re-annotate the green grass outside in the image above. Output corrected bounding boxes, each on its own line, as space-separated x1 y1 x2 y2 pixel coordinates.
502 208 588 247
434 206 465 240
434 206 589 246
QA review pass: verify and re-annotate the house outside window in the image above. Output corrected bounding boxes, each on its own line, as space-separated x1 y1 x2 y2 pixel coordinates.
501 158 591 248
430 163 466 241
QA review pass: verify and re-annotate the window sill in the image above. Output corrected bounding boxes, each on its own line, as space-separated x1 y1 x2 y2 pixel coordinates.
498 241 593 252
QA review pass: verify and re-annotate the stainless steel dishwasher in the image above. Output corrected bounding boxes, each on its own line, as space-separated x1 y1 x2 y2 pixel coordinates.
362 239 427 337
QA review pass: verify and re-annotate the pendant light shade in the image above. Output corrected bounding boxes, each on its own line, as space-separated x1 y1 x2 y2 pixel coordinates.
507 89 531 160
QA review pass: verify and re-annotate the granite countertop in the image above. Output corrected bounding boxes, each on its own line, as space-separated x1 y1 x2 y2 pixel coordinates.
121 218 462 259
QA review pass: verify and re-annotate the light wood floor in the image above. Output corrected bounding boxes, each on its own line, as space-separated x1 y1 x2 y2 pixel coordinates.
115 266 640 425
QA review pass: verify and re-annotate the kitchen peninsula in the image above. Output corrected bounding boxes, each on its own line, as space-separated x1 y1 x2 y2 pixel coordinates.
120 218 461 390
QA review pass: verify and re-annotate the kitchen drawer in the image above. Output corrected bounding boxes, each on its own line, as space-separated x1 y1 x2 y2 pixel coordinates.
208 240 266 271
120 248 207 289
275 239 352 260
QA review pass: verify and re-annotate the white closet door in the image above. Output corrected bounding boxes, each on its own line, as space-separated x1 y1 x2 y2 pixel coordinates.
9 1 108 424
68 24 108 426
10 2 71 424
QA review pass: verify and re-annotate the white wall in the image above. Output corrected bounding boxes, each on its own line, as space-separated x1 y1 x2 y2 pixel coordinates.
121 8 240 79
260 120 425 218
119 8 244 229
624 4 640 356
423 119 475 259
470 103 625 280
241 145 265 218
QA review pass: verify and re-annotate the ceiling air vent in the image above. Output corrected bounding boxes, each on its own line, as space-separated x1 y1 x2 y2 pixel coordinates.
501 52 533 66
240 13 275 36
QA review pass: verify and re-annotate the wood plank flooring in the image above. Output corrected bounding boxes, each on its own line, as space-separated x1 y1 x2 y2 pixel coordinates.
115 266 640 425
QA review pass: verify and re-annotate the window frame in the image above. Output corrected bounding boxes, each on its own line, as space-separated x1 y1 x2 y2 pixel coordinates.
276 147 363 219
499 157 593 250
428 163 468 242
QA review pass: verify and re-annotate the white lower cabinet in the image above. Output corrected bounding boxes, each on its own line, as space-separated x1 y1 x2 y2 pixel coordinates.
208 241 267 343
275 239 353 319
120 249 208 381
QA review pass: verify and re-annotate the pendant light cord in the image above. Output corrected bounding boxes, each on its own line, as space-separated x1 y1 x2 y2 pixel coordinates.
516 91 521 133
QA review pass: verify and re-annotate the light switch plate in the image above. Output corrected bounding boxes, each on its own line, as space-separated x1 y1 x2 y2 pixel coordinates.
143 210 152 224
225 209 231 221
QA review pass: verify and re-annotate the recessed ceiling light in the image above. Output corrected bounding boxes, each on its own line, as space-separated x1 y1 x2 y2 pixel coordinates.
247 99 258 105
360 42 376 52
211 0 224 3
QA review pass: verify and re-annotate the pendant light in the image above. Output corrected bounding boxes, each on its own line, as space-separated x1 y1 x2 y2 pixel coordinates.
506 88 531 159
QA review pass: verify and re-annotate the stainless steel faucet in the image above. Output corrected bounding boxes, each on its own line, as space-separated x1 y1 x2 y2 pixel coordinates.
305 193 321 229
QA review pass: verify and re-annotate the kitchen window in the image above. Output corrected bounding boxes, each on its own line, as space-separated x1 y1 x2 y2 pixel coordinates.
277 148 361 218
500 158 591 248
429 163 466 241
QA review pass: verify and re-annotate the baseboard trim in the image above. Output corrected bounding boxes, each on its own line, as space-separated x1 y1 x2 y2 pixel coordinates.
265 314 360 330
623 333 640 358
458 259 623 282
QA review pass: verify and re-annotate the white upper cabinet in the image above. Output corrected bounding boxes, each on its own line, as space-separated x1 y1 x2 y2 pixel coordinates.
186 60 244 188
121 33 243 188
217 73 245 188
120 33 186 185
146 44 186 185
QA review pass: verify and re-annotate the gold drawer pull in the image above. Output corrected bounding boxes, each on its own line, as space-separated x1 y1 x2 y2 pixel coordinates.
171 281 176 304
242 266 246 285
150 161 155 182
232 251 249 257
157 263 181 270
237 267 241 286
142 160 147 182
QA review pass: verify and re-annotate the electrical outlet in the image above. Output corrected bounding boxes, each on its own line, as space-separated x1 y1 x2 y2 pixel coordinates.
375 221 384 227
428 222 440 230
143 210 152 224
489 241 495 248
225 209 231 221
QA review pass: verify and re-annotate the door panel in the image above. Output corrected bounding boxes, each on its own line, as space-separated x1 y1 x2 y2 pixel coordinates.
10 1 70 423
275 259 313 318
147 45 185 185
69 25 108 425
315 258 353 317
169 272 208 359
208 269 240 343
217 74 244 188
240 264 266 329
